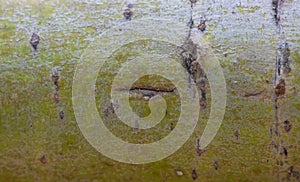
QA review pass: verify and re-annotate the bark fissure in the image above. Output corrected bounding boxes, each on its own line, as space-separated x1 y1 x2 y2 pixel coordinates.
271 0 297 180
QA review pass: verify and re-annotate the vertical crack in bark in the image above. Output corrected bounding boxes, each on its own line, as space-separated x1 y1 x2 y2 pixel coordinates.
51 67 64 120
180 1 207 110
272 0 281 26
180 0 208 163
272 0 297 180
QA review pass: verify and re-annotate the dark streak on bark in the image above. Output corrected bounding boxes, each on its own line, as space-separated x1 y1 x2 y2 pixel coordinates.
271 0 298 180
243 89 266 97
129 87 176 94
180 1 208 109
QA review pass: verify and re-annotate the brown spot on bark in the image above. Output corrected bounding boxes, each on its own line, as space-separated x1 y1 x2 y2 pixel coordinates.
275 79 286 97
